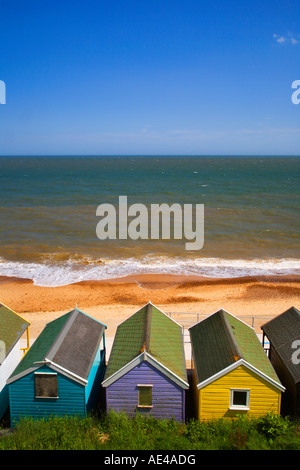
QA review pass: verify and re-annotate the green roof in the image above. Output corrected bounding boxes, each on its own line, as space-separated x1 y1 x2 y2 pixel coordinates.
104 303 187 384
189 309 280 386
0 303 30 361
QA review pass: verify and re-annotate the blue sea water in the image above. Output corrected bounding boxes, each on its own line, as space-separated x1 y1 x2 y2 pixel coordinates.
0 155 299 286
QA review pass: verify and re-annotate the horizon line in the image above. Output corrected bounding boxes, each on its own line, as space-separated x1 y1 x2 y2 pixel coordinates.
0 154 300 158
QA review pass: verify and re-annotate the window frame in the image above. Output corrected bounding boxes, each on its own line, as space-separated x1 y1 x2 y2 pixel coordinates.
137 384 153 408
229 388 250 410
34 372 59 399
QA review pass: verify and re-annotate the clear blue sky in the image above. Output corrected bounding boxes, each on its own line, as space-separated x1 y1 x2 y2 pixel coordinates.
0 0 299 155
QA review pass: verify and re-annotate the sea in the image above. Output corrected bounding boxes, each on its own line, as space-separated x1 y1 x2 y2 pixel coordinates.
0 155 299 287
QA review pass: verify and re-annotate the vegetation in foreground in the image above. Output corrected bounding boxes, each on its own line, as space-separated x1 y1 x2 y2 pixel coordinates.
0 411 300 450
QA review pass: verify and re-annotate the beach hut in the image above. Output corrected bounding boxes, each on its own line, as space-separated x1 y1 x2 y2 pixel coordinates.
261 307 300 417
189 309 285 420
101 302 189 422
7 307 106 425
0 302 30 421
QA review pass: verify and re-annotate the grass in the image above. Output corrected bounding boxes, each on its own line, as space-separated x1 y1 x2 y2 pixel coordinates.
1 411 300 450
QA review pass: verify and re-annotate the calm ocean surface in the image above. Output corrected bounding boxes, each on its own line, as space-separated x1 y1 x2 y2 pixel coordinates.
0 155 299 286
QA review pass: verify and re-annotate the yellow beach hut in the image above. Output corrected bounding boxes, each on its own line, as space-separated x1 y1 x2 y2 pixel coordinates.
189 309 285 420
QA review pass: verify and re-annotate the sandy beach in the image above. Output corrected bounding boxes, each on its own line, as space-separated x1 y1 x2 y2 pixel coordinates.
0 274 299 342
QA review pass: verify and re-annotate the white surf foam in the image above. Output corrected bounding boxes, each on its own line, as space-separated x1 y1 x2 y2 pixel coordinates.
0 255 299 287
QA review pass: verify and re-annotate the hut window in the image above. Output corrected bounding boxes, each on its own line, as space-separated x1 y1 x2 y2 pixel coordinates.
35 373 58 399
138 385 153 407
230 389 250 410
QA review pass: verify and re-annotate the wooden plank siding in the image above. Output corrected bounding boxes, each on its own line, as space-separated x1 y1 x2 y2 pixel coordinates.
269 346 297 416
7 308 107 426
9 365 86 424
0 340 23 420
106 361 185 422
8 345 105 425
297 384 300 417
197 365 281 420
85 348 106 411
190 356 200 418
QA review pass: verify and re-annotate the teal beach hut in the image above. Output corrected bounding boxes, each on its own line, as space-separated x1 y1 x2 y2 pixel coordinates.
7 308 106 425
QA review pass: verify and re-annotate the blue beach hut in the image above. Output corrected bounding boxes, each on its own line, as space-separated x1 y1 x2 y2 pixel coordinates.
7 307 106 425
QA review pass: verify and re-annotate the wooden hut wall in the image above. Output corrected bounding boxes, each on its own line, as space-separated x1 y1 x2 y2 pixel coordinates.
105 361 185 422
85 344 106 411
0 340 23 420
269 346 297 416
9 366 86 424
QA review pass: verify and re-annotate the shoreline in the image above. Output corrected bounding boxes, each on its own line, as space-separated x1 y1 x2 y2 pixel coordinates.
1 272 300 286
0 273 299 340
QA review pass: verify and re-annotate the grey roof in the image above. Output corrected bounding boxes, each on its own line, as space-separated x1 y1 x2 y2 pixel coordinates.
8 308 106 384
48 309 106 380
261 307 300 383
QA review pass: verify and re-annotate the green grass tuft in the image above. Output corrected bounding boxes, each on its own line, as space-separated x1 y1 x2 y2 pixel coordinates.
1 411 300 450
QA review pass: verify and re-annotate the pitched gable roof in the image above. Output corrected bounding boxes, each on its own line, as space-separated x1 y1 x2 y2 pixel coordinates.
261 306 300 383
189 309 283 391
102 302 188 388
8 308 106 385
0 303 30 362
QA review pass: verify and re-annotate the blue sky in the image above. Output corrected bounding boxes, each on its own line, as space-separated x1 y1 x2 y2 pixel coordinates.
0 0 299 155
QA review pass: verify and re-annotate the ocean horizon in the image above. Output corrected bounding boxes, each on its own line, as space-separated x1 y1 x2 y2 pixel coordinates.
0 155 299 287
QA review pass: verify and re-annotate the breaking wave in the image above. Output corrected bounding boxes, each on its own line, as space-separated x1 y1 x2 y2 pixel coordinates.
0 255 299 287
